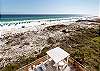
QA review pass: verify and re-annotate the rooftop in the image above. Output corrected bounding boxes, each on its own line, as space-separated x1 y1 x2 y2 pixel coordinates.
46 47 70 63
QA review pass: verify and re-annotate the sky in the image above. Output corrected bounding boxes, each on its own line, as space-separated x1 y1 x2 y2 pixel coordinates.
0 0 99 16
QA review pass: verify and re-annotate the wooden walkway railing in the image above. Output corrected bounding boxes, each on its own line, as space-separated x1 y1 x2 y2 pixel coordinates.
68 57 88 71
16 55 48 71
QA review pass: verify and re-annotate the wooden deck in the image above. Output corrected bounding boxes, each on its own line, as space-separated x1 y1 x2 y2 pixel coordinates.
45 60 77 71
16 55 87 71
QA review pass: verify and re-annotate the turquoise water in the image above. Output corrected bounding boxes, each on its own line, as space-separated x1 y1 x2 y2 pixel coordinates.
0 14 85 27
0 14 83 22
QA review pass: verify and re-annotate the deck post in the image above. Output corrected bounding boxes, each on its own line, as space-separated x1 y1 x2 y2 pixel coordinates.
57 63 59 71
47 55 49 59
67 56 69 66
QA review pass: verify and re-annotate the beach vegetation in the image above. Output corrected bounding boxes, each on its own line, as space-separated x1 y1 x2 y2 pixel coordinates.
1 63 19 71
1 24 100 71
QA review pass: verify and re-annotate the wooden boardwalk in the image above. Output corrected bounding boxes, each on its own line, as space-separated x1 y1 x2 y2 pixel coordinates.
16 55 87 71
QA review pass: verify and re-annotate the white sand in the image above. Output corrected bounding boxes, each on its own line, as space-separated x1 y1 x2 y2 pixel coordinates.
0 20 71 37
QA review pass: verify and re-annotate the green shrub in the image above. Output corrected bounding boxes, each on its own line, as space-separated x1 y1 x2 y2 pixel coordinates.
1 64 19 71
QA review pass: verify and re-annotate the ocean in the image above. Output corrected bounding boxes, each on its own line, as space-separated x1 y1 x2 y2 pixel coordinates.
0 14 83 22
